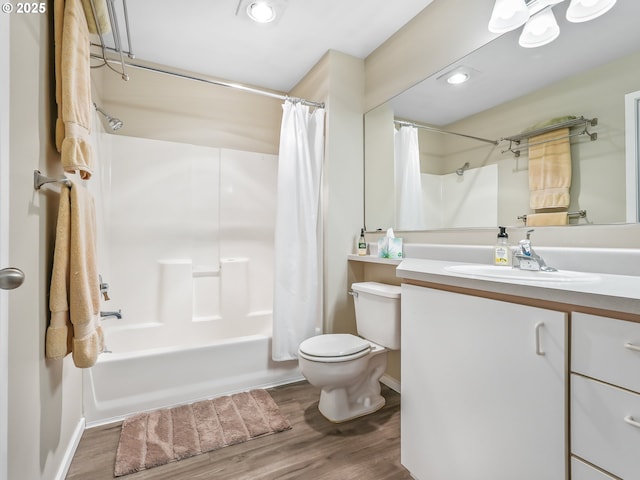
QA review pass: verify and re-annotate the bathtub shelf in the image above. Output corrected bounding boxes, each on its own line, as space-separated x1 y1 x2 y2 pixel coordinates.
347 254 402 266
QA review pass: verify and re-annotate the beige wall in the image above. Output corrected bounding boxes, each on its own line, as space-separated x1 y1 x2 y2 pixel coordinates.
364 0 498 111
291 50 401 381
96 63 283 154
364 102 395 231
291 51 365 337
8 13 83 480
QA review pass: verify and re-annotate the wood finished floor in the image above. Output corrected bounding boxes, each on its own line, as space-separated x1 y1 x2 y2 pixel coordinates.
66 381 411 480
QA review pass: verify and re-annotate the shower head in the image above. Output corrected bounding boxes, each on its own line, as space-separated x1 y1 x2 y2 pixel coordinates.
94 103 124 131
456 162 470 176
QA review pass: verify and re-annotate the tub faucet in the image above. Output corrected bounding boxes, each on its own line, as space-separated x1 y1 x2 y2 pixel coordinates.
100 309 122 319
514 230 557 272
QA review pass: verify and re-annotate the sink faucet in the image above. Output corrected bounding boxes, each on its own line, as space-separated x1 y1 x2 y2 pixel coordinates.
514 230 557 272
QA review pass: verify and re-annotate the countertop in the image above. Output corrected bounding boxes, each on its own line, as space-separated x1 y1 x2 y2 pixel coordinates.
396 258 640 319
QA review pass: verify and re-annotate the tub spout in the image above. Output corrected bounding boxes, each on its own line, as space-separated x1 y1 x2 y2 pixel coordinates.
100 310 122 319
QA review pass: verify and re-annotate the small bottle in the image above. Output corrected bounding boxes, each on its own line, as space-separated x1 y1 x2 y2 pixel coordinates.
357 228 367 256
494 226 512 266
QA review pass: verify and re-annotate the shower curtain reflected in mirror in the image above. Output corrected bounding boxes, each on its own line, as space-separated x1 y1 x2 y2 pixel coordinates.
394 125 425 230
272 100 325 361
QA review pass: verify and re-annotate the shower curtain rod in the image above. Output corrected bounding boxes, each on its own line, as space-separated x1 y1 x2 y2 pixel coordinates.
92 56 325 109
395 120 498 146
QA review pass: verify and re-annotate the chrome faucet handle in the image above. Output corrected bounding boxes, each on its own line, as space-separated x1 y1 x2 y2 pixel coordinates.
515 229 557 272
99 274 110 301
514 253 541 271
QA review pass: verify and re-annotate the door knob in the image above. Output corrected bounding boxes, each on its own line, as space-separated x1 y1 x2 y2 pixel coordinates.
0 267 25 290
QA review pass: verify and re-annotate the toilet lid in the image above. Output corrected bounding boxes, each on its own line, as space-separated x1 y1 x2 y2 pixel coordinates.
299 334 370 358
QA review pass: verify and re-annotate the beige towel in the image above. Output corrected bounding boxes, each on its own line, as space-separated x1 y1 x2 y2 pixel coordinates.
80 0 111 34
528 128 571 209
46 179 104 368
54 0 94 180
526 212 569 226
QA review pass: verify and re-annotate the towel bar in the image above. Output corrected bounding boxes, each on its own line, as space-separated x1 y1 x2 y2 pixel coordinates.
33 170 71 190
501 116 598 157
89 0 135 81
517 210 586 221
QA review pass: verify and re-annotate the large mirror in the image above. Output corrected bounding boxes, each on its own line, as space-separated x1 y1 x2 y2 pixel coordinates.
365 0 640 231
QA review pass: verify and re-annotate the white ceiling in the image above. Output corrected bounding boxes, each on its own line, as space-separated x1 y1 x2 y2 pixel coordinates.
109 0 435 93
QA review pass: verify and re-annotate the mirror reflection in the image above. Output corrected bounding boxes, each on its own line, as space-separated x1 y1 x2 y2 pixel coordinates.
365 0 640 232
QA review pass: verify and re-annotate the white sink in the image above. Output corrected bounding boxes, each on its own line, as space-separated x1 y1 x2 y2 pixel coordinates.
444 264 601 283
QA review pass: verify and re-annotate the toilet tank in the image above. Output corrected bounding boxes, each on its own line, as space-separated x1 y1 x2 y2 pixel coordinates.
351 282 401 350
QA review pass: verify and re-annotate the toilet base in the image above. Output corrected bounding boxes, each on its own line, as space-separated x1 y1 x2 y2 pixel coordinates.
315 350 388 423
319 389 386 423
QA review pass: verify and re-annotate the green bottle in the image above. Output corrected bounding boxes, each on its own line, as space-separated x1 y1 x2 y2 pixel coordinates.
358 228 367 256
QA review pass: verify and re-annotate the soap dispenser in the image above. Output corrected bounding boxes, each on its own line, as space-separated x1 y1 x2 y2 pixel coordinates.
494 226 512 266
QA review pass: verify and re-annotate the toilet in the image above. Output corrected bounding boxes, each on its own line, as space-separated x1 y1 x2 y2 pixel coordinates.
298 281 401 422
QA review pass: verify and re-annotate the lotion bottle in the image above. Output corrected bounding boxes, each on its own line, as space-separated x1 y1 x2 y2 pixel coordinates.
357 228 367 256
494 226 511 266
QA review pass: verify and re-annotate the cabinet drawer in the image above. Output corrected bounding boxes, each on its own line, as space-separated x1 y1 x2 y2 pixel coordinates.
571 374 640 479
572 312 640 393
571 457 616 480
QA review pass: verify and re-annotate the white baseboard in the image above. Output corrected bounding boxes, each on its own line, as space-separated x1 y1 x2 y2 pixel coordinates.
381 374 400 393
54 417 85 480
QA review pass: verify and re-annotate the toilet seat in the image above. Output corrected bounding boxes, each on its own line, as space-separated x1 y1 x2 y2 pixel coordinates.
299 334 371 363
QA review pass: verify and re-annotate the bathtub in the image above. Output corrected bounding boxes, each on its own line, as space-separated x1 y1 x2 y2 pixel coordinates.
83 334 302 426
84 258 302 426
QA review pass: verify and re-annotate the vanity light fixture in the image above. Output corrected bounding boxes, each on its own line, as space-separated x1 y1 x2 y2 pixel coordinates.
488 0 616 48
565 0 616 23
519 6 560 48
488 0 530 34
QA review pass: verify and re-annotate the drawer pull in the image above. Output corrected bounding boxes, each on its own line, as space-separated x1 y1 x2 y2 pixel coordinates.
535 322 545 356
624 415 640 429
624 342 640 352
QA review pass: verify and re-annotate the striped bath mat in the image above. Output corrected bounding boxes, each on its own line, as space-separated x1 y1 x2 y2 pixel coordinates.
114 389 291 477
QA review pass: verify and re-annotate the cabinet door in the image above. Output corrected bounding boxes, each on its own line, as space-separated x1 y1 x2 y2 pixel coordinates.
401 284 567 480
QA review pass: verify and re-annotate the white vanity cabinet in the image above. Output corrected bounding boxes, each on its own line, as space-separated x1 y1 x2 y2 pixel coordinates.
401 284 567 480
570 313 640 480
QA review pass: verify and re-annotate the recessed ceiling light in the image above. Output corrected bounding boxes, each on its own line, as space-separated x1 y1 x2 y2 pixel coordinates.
247 1 276 23
447 72 470 85
436 66 478 86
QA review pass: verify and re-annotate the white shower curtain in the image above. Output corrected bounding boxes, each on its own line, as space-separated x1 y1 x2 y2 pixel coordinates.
394 125 425 230
272 100 325 361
